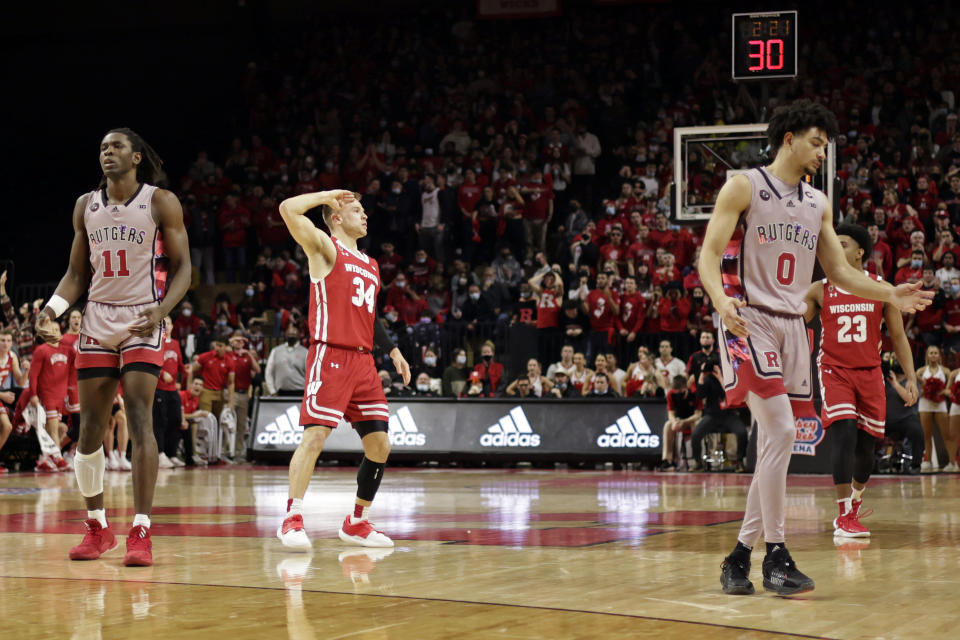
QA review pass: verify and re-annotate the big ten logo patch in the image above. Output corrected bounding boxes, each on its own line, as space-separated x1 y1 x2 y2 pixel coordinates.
793 416 824 456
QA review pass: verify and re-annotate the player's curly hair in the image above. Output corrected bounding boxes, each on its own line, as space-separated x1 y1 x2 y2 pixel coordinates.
98 127 165 187
836 223 873 262
766 99 839 155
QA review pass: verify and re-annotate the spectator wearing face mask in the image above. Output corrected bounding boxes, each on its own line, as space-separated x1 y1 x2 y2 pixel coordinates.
471 340 504 397
385 273 430 326
236 283 265 327
378 242 404 285
407 249 437 292
264 325 308 396
413 349 441 380
894 249 926 285
412 372 438 397
442 349 470 397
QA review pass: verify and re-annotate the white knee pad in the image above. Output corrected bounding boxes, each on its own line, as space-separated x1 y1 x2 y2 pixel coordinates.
74 447 106 498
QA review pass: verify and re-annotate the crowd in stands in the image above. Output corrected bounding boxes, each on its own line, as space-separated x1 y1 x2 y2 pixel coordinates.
3 3 960 471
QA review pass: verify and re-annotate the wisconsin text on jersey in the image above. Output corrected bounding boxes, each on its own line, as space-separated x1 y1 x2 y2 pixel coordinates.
827 303 877 314
344 262 378 283
754 222 817 250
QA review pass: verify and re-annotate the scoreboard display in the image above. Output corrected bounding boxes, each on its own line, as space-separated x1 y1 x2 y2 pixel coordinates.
731 10 798 80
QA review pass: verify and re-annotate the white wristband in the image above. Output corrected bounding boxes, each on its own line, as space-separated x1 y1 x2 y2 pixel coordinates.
45 295 70 319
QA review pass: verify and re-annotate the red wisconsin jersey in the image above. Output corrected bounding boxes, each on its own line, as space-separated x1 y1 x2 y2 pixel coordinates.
309 236 380 350
818 275 885 369
29 342 75 402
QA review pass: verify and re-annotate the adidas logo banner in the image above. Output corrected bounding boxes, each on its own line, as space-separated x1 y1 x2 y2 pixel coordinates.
596 406 661 449
479 406 541 448
250 398 667 456
388 406 426 447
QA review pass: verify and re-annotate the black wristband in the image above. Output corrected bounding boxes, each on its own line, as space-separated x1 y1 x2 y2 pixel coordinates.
373 316 396 354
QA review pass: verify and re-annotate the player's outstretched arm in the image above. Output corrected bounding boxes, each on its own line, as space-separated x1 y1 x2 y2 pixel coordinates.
818 207 934 313
884 302 919 406
278 190 350 265
37 196 93 341
699 175 750 337
802 281 824 325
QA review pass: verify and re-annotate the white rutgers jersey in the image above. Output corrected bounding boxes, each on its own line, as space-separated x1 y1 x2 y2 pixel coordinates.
724 168 826 316
84 183 168 306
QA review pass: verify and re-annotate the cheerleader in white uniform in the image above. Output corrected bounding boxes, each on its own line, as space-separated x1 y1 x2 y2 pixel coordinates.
917 345 950 471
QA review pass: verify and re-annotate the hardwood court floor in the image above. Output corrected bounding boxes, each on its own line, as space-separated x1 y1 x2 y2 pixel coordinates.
1 466 958 640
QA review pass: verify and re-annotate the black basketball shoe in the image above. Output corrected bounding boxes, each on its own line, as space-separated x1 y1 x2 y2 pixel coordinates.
720 554 755 595
762 545 815 595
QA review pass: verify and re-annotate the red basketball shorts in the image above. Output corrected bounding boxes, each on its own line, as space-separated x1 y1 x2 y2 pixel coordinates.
76 301 164 371
818 364 885 436
300 344 389 429
36 390 66 421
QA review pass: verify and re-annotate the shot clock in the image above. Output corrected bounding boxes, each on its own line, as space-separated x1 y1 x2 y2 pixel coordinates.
731 10 798 80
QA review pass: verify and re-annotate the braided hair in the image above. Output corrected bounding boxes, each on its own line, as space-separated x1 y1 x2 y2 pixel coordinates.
99 128 165 187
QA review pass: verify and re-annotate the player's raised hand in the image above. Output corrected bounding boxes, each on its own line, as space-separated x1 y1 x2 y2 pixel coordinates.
717 295 748 338
889 281 935 313
390 348 411 385
322 189 355 207
128 306 164 337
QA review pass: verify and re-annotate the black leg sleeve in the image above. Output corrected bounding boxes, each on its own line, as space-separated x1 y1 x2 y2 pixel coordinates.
853 428 878 484
356 456 386 502
831 419 858 485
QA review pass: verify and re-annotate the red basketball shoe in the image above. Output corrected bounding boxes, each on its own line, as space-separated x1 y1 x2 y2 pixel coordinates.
69 519 118 560
338 516 394 548
833 500 870 538
276 514 312 552
122 525 153 566
35 456 58 473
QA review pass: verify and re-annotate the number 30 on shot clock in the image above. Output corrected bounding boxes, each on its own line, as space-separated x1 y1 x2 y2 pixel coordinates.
731 10 797 80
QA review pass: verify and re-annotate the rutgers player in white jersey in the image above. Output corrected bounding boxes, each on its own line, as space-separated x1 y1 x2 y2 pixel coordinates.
803 224 918 538
700 100 932 596
276 189 410 552
35 128 190 567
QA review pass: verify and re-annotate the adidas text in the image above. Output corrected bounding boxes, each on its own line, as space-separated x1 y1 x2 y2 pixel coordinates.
388 406 426 447
596 407 661 449
480 407 541 448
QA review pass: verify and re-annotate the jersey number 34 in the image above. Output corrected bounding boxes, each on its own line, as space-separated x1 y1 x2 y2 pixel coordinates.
351 277 376 313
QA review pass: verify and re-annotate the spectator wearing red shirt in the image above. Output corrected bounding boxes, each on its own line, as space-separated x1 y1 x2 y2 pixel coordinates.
458 169 483 249
838 179 867 214
154 317 185 466
178 377 212 467
406 249 437 292
616 275 646 362
529 264 565 365
384 273 429 327
218 193 252 283
520 170 554 263
471 340 505 397
657 282 693 338
249 135 275 173
894 249 926 285
887 213 923 265
596 202 629 241
648 212 675 251
227 332 261 460
628 223 655 272
190 339 235 418
254 195 288 254
172 301 202 356
582 270 620 362
909 266 945 347
652 252 682 287
613 182 640 217
377 242 404 285
866 223 893 279
932 227 960 267
598 227 630 276
271 272 302 320
910 175 939 224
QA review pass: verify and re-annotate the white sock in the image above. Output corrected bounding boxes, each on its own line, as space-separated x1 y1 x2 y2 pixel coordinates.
287 498 303 517
88 509 107 528
851 486 864 501
132 513 151 529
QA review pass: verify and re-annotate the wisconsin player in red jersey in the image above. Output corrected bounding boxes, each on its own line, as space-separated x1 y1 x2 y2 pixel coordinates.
34 128 191 567
28 321 76 471
804 224 918 538
276 189 411 551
